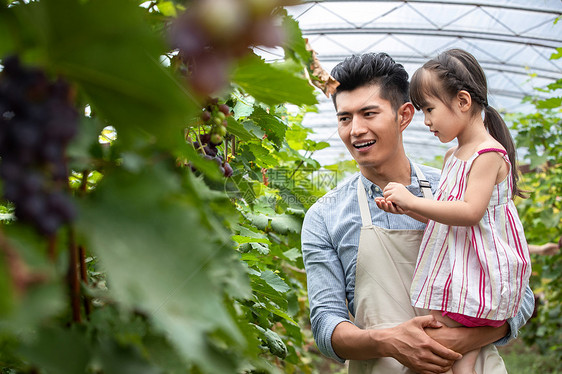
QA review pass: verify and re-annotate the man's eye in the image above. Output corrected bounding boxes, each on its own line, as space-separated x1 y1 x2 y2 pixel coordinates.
338 116 350 122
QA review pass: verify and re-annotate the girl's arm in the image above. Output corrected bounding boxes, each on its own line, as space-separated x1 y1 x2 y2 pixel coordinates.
384 152 504 226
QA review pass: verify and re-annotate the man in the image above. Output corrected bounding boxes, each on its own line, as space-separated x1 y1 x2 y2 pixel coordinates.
301 53 534 373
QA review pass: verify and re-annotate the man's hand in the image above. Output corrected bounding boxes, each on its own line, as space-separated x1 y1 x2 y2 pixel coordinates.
425 321 509 355
375 196 407 214
381 315 462 374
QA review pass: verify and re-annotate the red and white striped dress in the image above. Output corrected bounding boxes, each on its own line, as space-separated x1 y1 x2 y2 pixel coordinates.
410 148 531 321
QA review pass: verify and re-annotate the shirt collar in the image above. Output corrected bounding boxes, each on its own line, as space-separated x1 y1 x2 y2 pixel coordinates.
359 160 423 198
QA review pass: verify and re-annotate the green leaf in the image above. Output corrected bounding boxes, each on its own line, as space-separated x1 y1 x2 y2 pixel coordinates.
241 143 278 168
96 338 161 374
232 97 255 119
550 47 562 60
232 235 270 244
245 212 270 231
281 12 311 63
536 97 562 109
282 248 302 262
250 275 288 310
0 253 14 316
232 53 317 107
250 106 287 147
250 242 270 255
67 116 106 170
260 270 290 294
156 1 177 17
9 0 196 148
225 116 256 141
546 78 562 91
77 165 247 373
270 214 302 235
261 328 287 359
0 11 16 56
19 327 90 374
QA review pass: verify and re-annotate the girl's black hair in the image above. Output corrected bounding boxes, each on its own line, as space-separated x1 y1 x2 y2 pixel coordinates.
410 48 523 198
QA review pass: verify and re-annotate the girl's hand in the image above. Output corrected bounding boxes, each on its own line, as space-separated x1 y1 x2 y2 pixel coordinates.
375 196 407 215
383 182 415 209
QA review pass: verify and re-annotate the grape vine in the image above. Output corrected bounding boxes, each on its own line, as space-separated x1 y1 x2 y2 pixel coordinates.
189 98 233 177
0 56 77 236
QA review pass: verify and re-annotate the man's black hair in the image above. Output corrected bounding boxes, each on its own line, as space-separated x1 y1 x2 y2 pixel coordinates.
330 53 410 111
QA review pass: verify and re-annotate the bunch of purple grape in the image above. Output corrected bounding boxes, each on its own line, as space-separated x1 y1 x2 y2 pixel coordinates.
0 56 78 236
168 0 294 96
191 100 233 177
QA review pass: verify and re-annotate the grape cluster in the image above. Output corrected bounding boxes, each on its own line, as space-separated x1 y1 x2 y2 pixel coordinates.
191 100 233 177
0 56 78 236
168 0 294 95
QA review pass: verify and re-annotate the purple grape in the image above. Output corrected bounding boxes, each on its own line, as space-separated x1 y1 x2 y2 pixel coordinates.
0 55 78 236
223 162 233 177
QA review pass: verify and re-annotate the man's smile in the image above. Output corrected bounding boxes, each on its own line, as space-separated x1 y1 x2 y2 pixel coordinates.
353 140 376 149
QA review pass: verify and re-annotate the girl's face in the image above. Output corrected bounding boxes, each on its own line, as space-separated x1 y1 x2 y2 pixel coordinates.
420 95 461 143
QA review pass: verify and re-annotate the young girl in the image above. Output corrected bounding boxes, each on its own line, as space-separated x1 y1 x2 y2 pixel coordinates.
375 49 531 374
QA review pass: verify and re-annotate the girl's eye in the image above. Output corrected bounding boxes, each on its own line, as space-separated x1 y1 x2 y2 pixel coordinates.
426 108 433 113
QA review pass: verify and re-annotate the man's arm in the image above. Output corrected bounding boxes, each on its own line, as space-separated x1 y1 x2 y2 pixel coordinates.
332 317 461 374
301 204 354 362
426 286 535 352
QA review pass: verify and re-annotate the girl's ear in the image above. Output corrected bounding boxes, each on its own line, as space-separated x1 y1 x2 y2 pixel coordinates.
457 90 472 112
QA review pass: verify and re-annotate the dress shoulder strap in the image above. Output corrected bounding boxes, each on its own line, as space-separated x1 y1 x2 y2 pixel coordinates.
477 147 507 157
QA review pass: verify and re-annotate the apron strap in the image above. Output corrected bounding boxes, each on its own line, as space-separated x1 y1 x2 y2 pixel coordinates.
356 165 434 227
412 164 434 200
357 178 373 227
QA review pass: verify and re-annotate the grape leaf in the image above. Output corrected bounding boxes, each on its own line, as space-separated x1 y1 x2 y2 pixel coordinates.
19 327 90 374
270 214 301 235
281 12 312 63
8 0 196 148
282 248 302 262
77 165 248 373
260 270 290 293
250 106 287 148
232 53 317 107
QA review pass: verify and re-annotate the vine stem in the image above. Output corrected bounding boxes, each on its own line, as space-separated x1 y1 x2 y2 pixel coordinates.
78 170 91 319
68 227 82 323
47 235 57 262
79 245 92 318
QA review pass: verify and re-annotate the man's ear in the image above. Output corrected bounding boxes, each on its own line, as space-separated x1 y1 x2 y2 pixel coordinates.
457 90 472 112
397 102 415 132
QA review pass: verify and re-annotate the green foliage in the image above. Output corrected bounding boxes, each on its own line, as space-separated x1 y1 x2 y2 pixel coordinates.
508 49 562 369
0 1 332 373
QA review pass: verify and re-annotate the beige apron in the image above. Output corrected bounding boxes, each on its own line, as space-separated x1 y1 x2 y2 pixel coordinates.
348 169 507 374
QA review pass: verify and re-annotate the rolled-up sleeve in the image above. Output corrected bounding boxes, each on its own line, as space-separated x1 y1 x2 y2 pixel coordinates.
302 203 352 363
495 285 535 345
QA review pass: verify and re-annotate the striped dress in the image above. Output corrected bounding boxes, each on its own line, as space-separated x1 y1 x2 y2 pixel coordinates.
410 148 531 321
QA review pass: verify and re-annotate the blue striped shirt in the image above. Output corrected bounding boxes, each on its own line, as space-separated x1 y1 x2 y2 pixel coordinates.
301 162 534 362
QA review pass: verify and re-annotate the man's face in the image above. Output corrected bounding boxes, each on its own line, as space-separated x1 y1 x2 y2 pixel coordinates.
335 85 404 170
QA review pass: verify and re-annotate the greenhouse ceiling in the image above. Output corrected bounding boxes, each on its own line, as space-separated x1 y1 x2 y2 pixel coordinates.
271 0 562 165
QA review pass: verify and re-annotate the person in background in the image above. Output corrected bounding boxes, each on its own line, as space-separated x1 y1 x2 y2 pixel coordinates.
301 52 535 373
